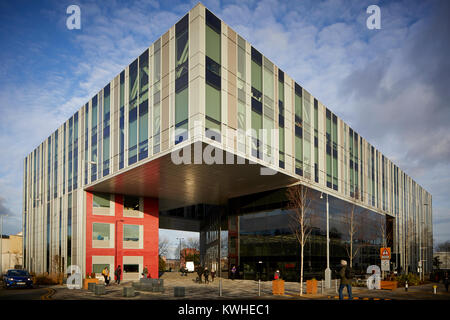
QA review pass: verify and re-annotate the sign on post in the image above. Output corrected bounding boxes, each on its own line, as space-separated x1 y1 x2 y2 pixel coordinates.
380 247 391 260
381 259 390 272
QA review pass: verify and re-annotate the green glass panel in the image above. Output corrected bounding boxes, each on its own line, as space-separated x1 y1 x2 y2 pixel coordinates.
251 110 262 132
251 60 262 92
238 46 246 80
175 88 189 124
238 100 246 130
153 103 160 135
139 111 148 144
263 68 274 100
279 127 284 152
295 94 302 117
206 25 221 64
206 83 221 122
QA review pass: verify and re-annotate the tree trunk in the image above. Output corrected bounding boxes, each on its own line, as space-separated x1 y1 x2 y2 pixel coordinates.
300 242 304 296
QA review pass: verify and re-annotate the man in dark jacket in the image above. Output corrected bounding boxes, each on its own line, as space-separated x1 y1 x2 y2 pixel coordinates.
115 265 122 285
338 260 353 300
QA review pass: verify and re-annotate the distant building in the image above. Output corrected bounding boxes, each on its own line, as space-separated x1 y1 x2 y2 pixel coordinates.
161 256 178 271
180 248 200 267
1 232 23 273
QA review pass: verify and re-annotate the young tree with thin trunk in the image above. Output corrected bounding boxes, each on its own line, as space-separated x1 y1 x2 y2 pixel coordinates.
376 214 392 278
342 202 366 269
287 184 315 296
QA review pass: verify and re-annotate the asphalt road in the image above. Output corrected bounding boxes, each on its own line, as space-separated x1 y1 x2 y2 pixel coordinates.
0 285 52 300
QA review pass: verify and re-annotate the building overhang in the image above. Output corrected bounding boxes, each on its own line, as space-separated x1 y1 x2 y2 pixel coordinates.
85 142 298 212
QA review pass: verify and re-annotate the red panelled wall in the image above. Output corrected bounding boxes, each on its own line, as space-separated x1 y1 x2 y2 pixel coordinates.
85 192 159 279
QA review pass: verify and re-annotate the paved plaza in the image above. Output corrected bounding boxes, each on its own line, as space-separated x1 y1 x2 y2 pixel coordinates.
30 272 450 301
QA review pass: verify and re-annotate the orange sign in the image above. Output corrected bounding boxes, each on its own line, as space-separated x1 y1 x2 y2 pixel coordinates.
380 247 391 260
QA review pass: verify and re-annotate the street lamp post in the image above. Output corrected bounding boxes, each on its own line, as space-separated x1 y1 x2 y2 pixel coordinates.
176 237 184 270
218 212 223 297
321 193 331 289
0 214 7 276
421 203 429 281
82 159 96 277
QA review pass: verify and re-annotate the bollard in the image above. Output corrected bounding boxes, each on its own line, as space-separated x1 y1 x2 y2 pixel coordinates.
258 279 261 296
405 281 408 292
433 285 437 294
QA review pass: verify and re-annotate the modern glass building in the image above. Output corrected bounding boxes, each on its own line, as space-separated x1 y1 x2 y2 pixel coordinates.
22 3 432 281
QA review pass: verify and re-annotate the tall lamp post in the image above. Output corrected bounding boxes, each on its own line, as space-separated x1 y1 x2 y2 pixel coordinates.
421 203 429 281
81 159 96 277
176 237 184 269
320 193 331 289
0 214 7 276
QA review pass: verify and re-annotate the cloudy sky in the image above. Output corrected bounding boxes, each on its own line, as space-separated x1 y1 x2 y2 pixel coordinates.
0 0 449 255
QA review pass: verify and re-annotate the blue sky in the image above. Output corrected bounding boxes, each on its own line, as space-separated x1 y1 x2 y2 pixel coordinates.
0 0 449 257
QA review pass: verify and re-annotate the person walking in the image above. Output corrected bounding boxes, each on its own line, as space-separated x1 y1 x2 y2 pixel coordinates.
115 265 122 285
211 268 216 282
102 266 110 286
197 266 204 283
338 260 353 300
274 270 281 280
231 265 236 280
444 272 449 292
204 267 210 284
143 266 148 278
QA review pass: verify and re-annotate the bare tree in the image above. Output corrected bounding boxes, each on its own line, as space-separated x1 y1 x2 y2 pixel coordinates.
159 237 170 258
287 184 315 296
375 214 392 278
342 202 366 268
185 237 200 251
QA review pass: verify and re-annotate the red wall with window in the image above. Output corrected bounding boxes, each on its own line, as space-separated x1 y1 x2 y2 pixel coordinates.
85 192 159 279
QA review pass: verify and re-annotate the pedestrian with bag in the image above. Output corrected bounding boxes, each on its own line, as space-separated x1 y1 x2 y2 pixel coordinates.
102 266 110 286
338 260 353 300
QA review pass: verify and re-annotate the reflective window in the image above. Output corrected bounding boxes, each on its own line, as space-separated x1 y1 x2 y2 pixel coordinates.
93 193 110 208
93 223 110 241
124 195 140 211
123 224 140 242
103 85 110 176
128 59 138 165
175 14 189 144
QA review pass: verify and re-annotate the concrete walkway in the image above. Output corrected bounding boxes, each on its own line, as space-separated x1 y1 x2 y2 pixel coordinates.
48 272 450 300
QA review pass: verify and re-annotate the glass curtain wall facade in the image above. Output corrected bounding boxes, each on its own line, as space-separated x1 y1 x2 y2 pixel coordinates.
23 3 432 276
